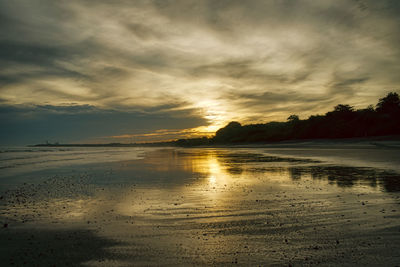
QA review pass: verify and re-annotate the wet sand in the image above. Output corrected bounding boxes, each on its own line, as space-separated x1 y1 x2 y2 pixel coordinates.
1 146 400 266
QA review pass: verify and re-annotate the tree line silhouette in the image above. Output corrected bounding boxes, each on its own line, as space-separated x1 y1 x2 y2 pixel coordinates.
175 92 400 146
34 92 400 147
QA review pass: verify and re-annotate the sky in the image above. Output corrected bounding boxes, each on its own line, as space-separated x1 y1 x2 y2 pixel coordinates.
1 0 400 145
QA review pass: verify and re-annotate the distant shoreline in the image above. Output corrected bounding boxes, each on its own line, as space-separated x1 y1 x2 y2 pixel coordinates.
22 92 400 149
31 135 400 148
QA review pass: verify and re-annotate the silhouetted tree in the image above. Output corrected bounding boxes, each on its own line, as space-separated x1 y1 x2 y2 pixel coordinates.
376 92 400 115
175 137 210 146
213 121 243 143
176 92 400 146
333 104 354 113
365 105 375 112
287 114 299 122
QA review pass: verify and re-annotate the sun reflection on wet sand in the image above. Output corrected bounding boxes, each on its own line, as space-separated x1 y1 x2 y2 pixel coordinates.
1 148 400 266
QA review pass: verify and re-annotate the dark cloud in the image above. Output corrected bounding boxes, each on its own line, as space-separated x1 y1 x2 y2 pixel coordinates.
328 76 370 96
0 104 207 145
227 91 336 118
189 59 313 85
0 41 65 66
124 22 165 41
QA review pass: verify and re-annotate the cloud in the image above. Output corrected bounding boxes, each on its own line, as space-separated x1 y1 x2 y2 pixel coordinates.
0 104 207 145
0 0 400 143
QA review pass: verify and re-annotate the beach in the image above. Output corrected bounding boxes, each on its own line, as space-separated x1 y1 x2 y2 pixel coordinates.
1 144 400 266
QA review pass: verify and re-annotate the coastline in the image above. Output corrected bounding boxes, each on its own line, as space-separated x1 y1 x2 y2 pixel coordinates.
30 135 400 148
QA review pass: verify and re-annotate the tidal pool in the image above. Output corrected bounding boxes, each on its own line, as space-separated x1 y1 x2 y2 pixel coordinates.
1 147 400 266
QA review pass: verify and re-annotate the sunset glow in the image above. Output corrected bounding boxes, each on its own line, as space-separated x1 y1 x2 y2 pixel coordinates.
1 0 400 144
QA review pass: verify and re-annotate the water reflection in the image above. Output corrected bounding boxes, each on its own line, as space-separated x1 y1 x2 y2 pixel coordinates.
191 149 398 192
2 148 400 266
285 166 400 192
162 149 400 192
3 148 400 224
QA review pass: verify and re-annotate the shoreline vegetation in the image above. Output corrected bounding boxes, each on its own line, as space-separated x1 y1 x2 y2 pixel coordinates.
34 92 400 147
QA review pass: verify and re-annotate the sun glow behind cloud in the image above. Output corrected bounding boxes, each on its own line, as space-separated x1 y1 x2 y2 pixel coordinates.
0 0 400 144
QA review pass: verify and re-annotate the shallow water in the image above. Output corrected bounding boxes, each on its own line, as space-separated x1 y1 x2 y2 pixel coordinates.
1 146 400 266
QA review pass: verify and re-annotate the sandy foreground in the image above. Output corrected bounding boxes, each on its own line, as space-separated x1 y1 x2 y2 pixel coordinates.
1 145 400 266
